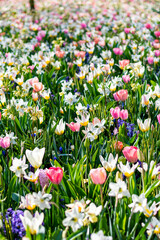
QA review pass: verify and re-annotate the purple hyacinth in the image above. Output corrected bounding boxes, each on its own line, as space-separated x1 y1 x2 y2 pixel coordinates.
118 119 137 138
2 208 25 239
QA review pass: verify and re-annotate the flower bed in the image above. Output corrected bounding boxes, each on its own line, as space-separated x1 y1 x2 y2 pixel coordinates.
0 0 160 239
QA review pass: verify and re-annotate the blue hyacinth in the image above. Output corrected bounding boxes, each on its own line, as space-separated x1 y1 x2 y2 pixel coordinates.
2 208 25 240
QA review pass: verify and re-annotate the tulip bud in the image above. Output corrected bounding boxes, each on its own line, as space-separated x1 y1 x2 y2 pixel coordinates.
89 168 107 184
46 167 63 184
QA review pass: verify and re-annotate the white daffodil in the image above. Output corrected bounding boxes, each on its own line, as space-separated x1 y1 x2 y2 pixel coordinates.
144 217 160 236
64 92 77 105
20 210 44 235
137 118 151 132
75 113 90 127
109 179 130 199
91 230 113 240
128 193 147 213
33 191 52 210
24 169 39 182
137 161 159 179
25 147 45 169
100 154 118 172
55 118 65 135
143 201 160 218
5 131 18 144
118 161 139 177
63 205 84 232
10 156 28 178
83 203 102 226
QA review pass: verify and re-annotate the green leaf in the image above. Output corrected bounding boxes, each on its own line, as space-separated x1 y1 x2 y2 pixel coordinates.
67 228 87 240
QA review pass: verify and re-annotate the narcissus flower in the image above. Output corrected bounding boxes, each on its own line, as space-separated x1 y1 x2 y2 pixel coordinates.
118 161 139 177
108 179 130 199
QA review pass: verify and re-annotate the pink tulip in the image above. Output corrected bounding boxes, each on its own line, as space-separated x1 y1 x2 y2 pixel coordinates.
80 23 87 29
113 92 120 101
155 50 160 57
63 29 68 34
38 30 46 38
120 109 128 120
79 51 86 59
124 28 130 34
117 89 128 101
119 59 130 69
27 65 35 71
113 48 123 55
157 114 160 124
154 31 160 38
90 168 107 184
0 137 10 149
110 107 120 119
66 122 81 132
46 167 63 184
56 51 65 58
122 75 130 83
36 35 42 42
122 146 138 163
29 77 39 86
147 57 154 65
33 82 43 92
145 23 152 29
32 92 38 101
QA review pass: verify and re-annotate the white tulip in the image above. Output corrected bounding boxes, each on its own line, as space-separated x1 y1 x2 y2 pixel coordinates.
20 210 44 235
26 147 45 169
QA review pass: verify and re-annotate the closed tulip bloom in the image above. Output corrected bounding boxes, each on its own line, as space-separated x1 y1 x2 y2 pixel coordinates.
89 168 107 184
137 118 151 132
29 77 39 86
113 48 123 55
114 141 123 151
110 107 120 119
155 50 160 57
120 110 128 120
157 114 160 124
113 92 120 101
33 82 43 92
122 75 130 83
119 60 130 69
117 89 128 101
0 136 10 148
46 167 63 184
154 31 160 38
123 146 138 163
26 147 45 169
147 57 154 65
32 92 38 101
66 122 81 132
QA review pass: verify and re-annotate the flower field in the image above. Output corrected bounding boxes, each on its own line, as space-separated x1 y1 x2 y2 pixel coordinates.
0 0 160 239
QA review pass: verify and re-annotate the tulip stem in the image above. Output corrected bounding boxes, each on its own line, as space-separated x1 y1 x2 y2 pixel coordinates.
100 185 104 207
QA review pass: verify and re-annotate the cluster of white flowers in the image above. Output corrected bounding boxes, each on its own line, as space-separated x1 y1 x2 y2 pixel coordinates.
63 199 102 232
